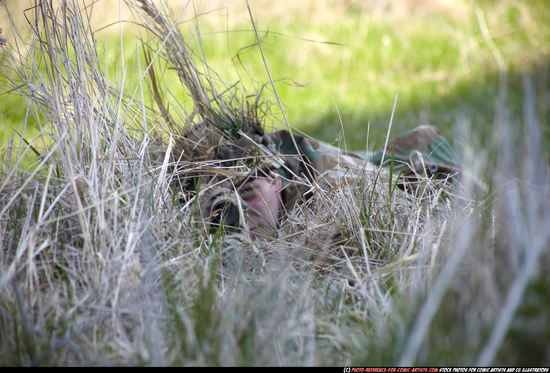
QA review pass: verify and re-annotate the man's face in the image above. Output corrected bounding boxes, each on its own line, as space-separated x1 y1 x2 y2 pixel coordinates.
238 171 282 239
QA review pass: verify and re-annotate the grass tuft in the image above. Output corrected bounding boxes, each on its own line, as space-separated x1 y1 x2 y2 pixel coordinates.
0 0 549 366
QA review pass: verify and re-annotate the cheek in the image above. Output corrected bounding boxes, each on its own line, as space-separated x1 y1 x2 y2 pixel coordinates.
240 177 282 234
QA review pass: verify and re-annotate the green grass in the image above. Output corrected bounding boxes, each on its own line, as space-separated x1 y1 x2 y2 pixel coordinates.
0 0 549 367
188 0 550 150
2 0 549 150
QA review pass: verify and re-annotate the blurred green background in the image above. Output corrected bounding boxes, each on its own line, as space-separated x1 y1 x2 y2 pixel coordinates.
1 0 549 151
0 1 549 365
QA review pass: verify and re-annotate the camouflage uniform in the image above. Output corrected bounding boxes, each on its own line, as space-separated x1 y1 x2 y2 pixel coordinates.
200 124 460 237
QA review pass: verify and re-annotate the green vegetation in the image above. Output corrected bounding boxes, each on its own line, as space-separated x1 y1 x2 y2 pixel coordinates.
0 0 549 366
2 1 549 150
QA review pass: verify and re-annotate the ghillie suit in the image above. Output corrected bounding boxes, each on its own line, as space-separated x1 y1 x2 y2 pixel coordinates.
130 0 461 240
194 123 461 239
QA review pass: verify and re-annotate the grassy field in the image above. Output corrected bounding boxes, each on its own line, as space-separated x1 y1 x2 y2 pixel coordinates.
2 0 549 149
0 0 549 366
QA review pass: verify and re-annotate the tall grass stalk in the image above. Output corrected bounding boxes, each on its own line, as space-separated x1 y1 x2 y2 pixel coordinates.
0 0 548 366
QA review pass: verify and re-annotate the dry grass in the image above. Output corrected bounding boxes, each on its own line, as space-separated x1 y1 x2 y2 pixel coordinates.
0 0 549 366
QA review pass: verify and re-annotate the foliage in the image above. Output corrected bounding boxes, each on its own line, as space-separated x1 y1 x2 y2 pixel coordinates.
0 0 549 366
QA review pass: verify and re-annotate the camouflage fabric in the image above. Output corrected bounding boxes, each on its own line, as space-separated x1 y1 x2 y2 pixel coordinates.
369 125 460 183
265 124 460 208
265 129 374 211
198 124 460 236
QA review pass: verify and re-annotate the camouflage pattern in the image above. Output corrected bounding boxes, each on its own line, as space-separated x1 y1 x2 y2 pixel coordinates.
369 125 460 183
266 129 375 211
265 124 460 208
196 124 460 236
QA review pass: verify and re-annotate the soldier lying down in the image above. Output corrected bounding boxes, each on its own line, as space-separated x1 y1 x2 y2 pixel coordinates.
197 124 460 240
